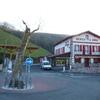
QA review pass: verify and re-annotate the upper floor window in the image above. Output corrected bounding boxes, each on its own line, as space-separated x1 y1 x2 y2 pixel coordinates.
60 47 65 54
55 49 60 55
85 35 89 40
74 45 80 52
85 45 90 53
65 41 69 47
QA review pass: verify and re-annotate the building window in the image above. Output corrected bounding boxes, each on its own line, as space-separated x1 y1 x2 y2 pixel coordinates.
90 58 94 64
85 45 90 54
99 46 100 52
92 46 94 52
58 49 60 54
75 58 81 63
74 45 80 52
85 35 89 40
94 46 96 52
60 47 65 54
56 49 60 55
62 47 65 53
94 58 100 63
96 46 99 52
80 45 83 51
81 58 84 63
65 41 69 47
55 49 58 55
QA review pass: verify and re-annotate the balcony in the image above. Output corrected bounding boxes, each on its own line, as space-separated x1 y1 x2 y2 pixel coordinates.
74 51 100 55
74 51 83 55
92 52 100 55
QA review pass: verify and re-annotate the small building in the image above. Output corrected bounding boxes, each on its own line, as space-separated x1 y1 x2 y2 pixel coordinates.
51 31 100 72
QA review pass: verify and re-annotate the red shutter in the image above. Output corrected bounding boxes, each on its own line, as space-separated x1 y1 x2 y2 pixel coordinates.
62 47 65 53
93 46 94 52
91 46 92 53
96 46 98 52
61 48 63 54
99 46 100 52
83 45 85 55
59 48 62 54
90 45 91 55
58 49 60 54
80 45 82 51
97 46 99 52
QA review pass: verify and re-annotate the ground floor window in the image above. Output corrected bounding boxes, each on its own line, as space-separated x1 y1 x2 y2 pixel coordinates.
75 58 81 63
90 58 94 64
81 58 84 63
94 58 100 63
56 57 66 66
55 57 70 67
56 59 65 66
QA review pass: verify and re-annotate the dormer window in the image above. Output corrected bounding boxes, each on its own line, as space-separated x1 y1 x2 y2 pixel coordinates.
65 41 69 47
85 35 89 40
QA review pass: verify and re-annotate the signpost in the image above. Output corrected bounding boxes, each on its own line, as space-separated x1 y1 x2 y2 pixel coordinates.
25 57 33 89
25 57 33 65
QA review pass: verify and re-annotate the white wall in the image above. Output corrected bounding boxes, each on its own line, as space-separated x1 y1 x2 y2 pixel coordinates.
54 32 100 55
73 33 100 43
54 39 70 54
73 33 100 55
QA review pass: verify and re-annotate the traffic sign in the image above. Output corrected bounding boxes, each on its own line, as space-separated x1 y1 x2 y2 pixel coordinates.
25 57 33 65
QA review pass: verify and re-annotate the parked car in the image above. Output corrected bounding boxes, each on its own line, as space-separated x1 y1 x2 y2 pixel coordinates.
41 61 52 70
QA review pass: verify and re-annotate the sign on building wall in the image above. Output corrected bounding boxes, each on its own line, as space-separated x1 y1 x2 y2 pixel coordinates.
73 33 100 43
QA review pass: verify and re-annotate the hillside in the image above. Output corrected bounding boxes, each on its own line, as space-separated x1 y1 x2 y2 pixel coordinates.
0 29 21 45
0 29 51 57
4 29 67 53
31 32 67 53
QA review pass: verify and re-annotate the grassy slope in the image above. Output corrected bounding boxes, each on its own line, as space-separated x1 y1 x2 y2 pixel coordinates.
4 29 66 53
31 32 67 53
0 29 21 45
0 29 51 57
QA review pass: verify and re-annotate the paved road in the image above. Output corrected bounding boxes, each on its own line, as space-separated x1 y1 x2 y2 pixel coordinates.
0 64 100 100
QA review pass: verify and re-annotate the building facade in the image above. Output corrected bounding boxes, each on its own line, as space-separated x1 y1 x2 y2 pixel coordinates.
53 31 100 72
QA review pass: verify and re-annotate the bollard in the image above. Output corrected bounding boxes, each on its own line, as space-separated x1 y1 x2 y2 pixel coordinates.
62 66 66 72
70 65 72 70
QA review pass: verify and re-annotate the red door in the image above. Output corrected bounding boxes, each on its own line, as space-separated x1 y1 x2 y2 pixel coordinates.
85 58 89 67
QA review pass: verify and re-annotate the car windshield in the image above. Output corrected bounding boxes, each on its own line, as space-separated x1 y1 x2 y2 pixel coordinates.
43 62 50 65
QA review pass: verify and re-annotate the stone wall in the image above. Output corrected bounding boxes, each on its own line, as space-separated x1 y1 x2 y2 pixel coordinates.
71 63 100 73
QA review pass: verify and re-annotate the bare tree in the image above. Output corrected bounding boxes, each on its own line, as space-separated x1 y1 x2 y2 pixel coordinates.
9 21 40 88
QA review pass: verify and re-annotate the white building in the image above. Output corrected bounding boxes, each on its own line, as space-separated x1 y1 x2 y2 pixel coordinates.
52 31 100 72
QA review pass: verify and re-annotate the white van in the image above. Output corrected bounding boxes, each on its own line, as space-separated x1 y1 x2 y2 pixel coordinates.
41 61 52 70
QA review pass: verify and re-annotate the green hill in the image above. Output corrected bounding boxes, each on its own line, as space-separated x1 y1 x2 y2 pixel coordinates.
0 29 51 57
0 22 67 53
0 29 21 45
6 30 67 53
31 32 67 53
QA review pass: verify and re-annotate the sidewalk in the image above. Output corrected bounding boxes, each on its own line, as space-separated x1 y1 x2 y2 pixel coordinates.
52 66 100 76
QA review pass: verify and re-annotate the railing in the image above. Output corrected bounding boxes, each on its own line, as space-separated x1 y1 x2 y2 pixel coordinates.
74 51 100 55
74 51 83 55
92 52 100 55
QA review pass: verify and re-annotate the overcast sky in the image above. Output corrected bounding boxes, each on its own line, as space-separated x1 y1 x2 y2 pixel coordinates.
0 0 100 35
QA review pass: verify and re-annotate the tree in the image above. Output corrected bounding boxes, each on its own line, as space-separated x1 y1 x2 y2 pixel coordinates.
0 22 15 30
9 21 40 88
